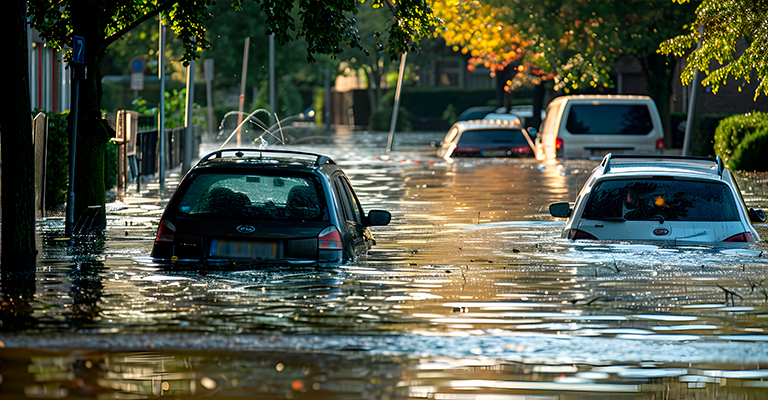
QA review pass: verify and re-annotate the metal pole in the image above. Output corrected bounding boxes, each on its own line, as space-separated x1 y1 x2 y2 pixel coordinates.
182 58 195 175
237 37 250 147
65 69 80 237
269 34 275 126
158 17 166 194
324 68 331 131
204 59 214 141
682 24 704 157
386 53 407 154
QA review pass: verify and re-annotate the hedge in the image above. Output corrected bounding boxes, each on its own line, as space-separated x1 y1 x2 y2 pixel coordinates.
34 110 120 211
714 112 768 167
43 111 70 210
372 87 498 131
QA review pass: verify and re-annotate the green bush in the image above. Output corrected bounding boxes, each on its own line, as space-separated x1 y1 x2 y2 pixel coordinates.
690 113 733 156
42 111 69 210
714 112 768 164
726 125 768 171
105 140 117 192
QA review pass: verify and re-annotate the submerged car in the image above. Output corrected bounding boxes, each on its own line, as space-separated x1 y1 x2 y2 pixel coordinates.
535 95 665 160
549 154 765 243
151 149 391 266
432 119 536 160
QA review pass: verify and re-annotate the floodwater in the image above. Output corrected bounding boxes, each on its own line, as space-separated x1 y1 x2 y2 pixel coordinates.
2 131 768 399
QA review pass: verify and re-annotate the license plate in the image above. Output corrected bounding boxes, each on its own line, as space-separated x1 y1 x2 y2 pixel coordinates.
482 150 508 156
209 239 281 259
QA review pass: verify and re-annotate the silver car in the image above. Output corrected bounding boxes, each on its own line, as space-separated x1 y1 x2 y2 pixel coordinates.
432 119 536 161
549 154 765 243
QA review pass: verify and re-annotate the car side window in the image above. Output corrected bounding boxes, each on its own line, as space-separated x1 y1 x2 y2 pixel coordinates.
333 175 363 224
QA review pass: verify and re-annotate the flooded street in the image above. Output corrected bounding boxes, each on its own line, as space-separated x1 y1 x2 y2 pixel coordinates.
2 131 768 399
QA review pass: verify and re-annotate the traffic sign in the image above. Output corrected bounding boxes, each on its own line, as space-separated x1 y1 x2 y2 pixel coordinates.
73 36 85 64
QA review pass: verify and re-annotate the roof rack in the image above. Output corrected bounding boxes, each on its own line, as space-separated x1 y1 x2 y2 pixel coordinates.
199 148 334 167
600 153 724 177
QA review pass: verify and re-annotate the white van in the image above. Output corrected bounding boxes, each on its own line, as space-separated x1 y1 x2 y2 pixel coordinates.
534 95 664 160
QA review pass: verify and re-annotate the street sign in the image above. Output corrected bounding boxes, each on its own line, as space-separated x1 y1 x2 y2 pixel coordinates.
73 36 85 64
130 56 146 73
131 72 144 90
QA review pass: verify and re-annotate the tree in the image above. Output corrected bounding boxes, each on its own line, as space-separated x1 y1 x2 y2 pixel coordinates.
434 0 697 142
27 0 438 226
659 0 768 100
1 0 37 271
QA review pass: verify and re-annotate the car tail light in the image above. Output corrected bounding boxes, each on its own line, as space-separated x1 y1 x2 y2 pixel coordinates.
555 138 563 150
155 220 176 243
318 226 343 250
656 138 664 149
453 147 481 156
568 229 598 240
723 232 754 242
509 146 533 156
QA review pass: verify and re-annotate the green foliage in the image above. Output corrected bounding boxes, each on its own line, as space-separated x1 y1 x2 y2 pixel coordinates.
659 0 768 99
690 113 733 157
729 126 768 171
714 112 768 165
442 104 458 125
105 141 118 192
253 80 304 120
130 89 200 129
40 111 70 210
371 104 413 132
371 87 502 131
27 0 437 220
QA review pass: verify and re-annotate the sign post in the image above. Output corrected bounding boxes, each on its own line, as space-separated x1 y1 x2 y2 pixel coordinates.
65 36 85 237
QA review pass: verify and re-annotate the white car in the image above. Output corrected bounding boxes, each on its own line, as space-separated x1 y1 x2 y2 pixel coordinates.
432 119 536 161
535 95 665 160
549 154 765 243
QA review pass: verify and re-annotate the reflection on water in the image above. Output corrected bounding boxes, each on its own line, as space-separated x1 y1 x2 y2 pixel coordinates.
1 132 767 398
1 348 767 399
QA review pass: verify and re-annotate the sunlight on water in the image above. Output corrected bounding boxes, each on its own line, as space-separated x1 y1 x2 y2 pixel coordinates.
2 133 767 398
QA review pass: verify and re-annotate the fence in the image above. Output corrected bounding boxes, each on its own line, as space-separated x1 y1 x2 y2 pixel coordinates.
33 113 48 217
113 110 199 193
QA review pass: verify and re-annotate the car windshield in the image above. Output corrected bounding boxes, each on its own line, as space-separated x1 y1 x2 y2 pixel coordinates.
582 179 740 222
457 129 529 147
566 104 653 135
175 172 328 221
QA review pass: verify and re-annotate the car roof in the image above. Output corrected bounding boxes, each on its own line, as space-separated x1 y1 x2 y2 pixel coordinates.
555 94 653 102
594 154 727 181
192 148 337 173
452 119 524 131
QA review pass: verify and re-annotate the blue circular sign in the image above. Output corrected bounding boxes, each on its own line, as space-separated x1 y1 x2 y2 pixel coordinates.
130 57 146 73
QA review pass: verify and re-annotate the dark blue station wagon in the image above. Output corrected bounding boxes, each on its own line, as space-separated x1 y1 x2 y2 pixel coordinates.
151 149 391 267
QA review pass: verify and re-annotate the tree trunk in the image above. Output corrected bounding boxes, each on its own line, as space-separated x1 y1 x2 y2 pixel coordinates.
641 53 676 150
0 0 37 272
70 1 110 229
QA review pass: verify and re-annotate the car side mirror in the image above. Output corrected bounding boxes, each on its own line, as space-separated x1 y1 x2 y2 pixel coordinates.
549 202 571 218
430 140 442 148
748 207 767 223
366 210 391 226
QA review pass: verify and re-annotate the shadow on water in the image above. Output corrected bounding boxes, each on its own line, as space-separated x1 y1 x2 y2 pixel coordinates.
1 132 768 398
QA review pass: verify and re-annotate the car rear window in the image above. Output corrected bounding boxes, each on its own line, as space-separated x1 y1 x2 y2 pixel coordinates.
175 172 328 221
566 104 653 135
582 179 740 222
457 129 529 147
